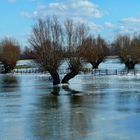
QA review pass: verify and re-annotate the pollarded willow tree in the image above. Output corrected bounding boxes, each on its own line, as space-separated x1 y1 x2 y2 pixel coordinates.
29 17 88 86
62 19 88 83
80 35 108 69
29 17 63 85
114 35 140 69
0 38 20 73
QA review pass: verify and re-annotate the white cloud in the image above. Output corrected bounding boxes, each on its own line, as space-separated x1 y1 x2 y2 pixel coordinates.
104 22 115 29
21 0 103 19
20 0 104 35
115 16 140 35
121 17 140 24
89 23 103 32
114 23 140 35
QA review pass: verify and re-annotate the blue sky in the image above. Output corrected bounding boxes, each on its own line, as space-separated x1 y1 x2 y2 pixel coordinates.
0 0 140 48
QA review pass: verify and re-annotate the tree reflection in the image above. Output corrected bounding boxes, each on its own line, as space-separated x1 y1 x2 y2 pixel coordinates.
62 85 81 94
25 87 63 139
0 75 19 93
51 85 81 96
115 90 140 113
51 86 60 96
26 85 106 139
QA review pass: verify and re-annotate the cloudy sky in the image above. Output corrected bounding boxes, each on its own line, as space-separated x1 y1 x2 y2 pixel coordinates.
0 0 140 47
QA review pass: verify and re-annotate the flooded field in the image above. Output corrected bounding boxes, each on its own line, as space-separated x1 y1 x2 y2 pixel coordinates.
0 59 140 140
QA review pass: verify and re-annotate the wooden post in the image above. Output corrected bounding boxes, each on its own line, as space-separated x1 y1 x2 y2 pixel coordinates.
105 69 108 75
94 69 96 76
92 69 93 74
115 69 117 75
127 68 129 74
134 69 136 75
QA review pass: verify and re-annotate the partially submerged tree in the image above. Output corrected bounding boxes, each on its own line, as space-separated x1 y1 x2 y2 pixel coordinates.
62 19 88 83
114 35 140 69
29 17 63 85
29 17 88 86
129 35 140 68
80 35 108 69
0 38 20 73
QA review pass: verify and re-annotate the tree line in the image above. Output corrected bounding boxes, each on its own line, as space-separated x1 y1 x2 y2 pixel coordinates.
1 16 140 86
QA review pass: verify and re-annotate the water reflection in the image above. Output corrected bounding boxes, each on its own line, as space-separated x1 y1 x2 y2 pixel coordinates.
68 95 96 139
116 91 140 113
0 75 22 139
0 74 140 139
51 86 60 96
26 89 65 139
25 84 108 140
49 85 81 96
0 75 19 93
62 85 81 94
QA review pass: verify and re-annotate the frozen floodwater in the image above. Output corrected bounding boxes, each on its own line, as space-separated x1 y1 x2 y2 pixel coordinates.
0 59 140 140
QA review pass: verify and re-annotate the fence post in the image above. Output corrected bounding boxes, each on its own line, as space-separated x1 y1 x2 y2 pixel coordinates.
127 69 129 74
105 69 108 75
115 69 117 75
92 69 93 74
134 69 136 75
94 69 96 76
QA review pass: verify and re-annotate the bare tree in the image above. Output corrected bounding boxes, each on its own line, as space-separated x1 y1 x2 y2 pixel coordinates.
29 17 63 85
61 19 88 83
0 38 20 73
29 17 88 85
21 46 35 59
80 35 108 69
114 35 140 69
